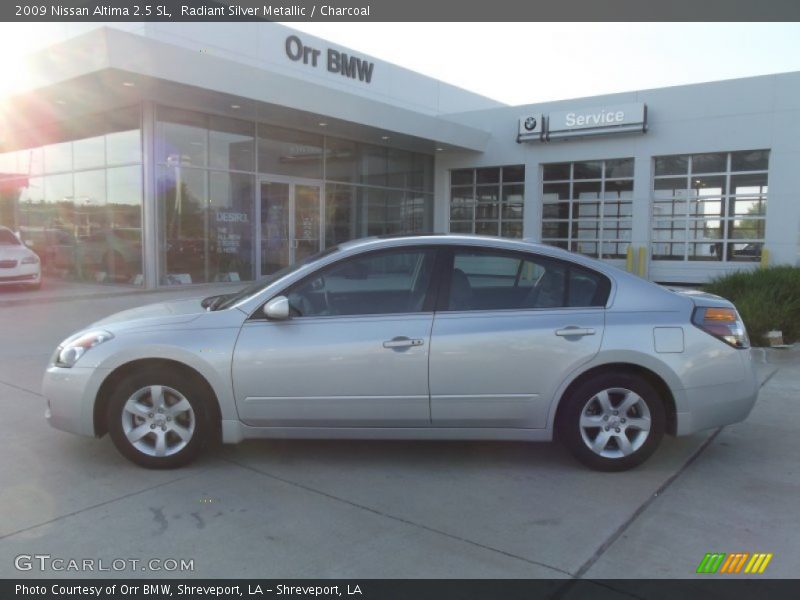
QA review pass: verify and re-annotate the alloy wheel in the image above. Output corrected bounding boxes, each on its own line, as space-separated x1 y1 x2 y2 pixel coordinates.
121 385 195 457
579 387 652 459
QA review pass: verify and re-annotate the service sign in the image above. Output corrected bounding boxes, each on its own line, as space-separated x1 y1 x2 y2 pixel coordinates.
547 102 646 139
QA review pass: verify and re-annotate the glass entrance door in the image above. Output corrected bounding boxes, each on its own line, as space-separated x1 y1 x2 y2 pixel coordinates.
294 184 322 264
260 180 322 275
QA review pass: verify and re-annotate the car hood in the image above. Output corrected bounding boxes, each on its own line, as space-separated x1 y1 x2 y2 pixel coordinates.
0 244 36 260
90 297 208 330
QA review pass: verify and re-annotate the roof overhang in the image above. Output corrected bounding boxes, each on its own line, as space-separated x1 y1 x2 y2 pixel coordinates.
1 27 490 155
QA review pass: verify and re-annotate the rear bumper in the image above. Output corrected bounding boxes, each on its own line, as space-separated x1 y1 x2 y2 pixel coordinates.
675 352 759 435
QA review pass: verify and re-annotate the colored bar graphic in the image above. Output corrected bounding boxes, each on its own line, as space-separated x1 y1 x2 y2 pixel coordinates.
744 553 774 574
697 553 726 574
698 552 773 574
719 553 749 573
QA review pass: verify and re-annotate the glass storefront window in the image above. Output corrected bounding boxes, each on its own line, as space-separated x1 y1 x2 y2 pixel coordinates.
387 148 412 189
0 106 144 285
325 183 432 245
450 165 525 239
541 159 632 258
210 116 255 172
158 166 209 284
106 107 142 166
73 136 105 171
258 124 323 179
651 150 769 262
44 142 72 173
543 163 571 181
209 172 254 282
360 144 388 187
157 107 207 167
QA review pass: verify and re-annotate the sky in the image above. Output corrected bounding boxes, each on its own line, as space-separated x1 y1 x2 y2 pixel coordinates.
2 22 800 105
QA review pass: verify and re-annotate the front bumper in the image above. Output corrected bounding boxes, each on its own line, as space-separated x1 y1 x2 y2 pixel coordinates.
42 365 109 438
0 263 40 286
674 351 760 435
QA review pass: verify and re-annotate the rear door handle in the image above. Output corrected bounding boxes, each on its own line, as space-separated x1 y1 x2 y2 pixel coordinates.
555 327 596 337
383 336 424 349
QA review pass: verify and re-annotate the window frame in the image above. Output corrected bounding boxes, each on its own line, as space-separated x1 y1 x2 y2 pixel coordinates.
541 158 634 260
448 165 525 239
651 150 769 263
435 246 612 313
254 246 446 320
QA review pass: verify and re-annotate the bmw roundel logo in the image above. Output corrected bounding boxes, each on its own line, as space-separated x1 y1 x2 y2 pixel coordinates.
524 116 537 131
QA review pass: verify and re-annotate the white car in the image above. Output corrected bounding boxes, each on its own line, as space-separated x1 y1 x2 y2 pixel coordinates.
0 226 41 290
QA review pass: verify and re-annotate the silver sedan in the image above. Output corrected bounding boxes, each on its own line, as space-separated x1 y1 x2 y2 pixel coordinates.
42 235 758 471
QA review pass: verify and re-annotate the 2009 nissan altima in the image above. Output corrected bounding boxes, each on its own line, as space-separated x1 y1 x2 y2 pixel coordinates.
42 235 758 471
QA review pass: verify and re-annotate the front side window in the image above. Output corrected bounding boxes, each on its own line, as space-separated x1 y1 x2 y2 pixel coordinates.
286 249 436 317
446 249 609 311
651 150 769 262
449 165 525 238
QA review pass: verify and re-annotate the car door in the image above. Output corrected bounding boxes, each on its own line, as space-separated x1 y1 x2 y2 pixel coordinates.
232 247 439 427
429 247 609 428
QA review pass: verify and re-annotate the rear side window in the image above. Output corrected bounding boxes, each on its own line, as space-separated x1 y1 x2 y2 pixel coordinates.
446 249 609 311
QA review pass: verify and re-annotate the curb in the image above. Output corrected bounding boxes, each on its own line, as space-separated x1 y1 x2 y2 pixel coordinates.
0 283 242 308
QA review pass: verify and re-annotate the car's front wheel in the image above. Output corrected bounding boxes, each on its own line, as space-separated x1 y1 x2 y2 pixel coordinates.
107 367 211 468
557 373 665 471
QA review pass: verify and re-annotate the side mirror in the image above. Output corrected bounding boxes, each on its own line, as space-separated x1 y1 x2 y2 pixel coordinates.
263 296 290 320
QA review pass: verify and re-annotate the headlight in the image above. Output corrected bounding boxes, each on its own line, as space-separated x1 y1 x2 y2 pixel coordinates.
21 255 39 264
55 330 114 368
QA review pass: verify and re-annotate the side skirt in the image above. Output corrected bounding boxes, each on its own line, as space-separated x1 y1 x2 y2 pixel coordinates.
221 420 552 444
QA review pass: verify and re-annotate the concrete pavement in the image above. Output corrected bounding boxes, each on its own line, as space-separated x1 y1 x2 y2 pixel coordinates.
0 285 797 580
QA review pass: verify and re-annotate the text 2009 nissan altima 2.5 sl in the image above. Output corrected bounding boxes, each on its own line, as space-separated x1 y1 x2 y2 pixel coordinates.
42 235 758 471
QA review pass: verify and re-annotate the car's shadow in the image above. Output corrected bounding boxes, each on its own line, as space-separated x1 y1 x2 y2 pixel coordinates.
220 438 577 472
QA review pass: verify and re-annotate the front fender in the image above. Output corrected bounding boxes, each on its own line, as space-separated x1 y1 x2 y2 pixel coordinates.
92 331 240 422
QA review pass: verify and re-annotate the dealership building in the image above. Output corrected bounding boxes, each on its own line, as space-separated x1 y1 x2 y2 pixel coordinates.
1 23 798 287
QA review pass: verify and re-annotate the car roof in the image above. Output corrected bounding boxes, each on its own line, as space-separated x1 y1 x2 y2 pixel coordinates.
334 234 607 270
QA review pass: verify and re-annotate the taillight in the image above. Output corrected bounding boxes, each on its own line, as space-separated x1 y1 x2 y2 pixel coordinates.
692 307 750 349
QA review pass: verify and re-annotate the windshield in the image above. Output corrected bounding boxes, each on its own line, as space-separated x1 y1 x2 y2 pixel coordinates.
213 245 342 310
0 229 21 246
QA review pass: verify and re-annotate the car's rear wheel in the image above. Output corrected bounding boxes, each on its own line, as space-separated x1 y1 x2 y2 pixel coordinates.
107 367 210 468
558 373 665 471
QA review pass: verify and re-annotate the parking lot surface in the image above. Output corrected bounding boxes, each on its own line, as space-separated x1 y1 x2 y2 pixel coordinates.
0 283 798 579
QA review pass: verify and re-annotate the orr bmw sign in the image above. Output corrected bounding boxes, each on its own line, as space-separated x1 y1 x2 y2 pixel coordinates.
518 103 647 142
285 35 375 84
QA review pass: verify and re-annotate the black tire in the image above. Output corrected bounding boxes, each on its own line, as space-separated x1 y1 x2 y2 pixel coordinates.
106 366 212 468
557 372 665 472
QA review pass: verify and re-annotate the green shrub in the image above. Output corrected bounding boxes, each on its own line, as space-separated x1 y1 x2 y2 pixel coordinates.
704 266 800 346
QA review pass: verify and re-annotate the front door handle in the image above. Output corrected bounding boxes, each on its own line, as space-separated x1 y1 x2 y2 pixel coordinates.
555 327 596 337
383 336 424 349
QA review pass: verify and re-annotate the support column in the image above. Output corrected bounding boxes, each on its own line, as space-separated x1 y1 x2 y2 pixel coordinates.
141 101 159 288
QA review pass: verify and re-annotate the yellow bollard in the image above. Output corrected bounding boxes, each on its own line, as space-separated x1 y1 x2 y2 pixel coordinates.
625 246 634 272
637 247 647 278
760 248 770 269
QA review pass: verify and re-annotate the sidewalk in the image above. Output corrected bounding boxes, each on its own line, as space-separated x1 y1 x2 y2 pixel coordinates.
0 277 244 307
583 345 800 579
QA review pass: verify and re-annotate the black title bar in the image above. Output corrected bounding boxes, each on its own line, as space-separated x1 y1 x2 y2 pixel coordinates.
5 579 800 600
3 0 800 22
